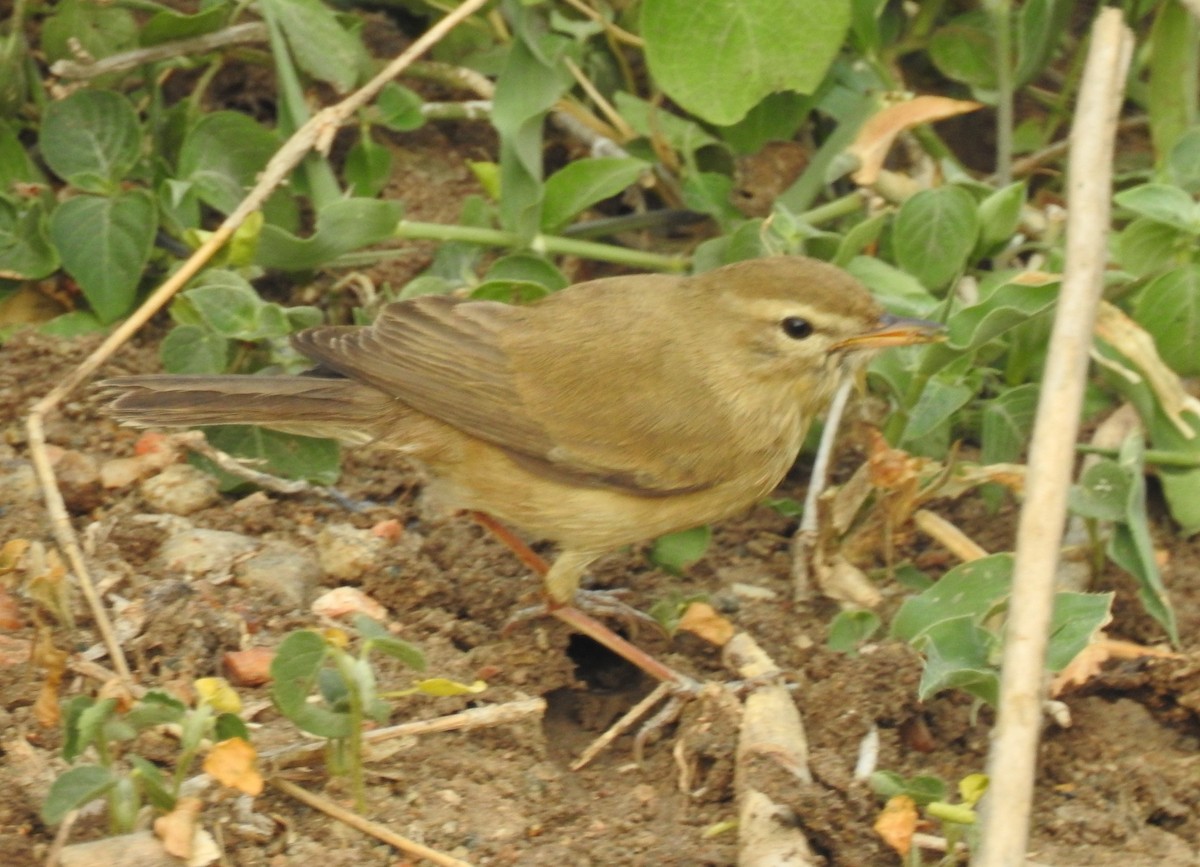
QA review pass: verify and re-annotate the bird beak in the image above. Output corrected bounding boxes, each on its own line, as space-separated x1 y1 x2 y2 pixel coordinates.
833 312 945 351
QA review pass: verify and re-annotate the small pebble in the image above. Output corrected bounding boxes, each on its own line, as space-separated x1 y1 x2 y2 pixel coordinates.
141 464 220 515
234 541 321 607
315 523 384 580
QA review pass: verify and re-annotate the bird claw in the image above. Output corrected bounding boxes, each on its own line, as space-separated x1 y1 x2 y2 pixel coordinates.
503 588 664 639
571 678 702 770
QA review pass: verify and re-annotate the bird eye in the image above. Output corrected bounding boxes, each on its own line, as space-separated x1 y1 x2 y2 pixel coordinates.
780 316 814 340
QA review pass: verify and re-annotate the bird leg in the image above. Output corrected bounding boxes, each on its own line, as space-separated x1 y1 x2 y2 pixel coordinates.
469 512 696 689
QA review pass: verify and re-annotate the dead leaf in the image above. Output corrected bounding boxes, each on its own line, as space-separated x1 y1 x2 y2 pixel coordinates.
874 794 919 856
154 796 204 859
0 539 30 574
203 737 264 796
32 626 68 728
677 602 735 646
849 96 983 185
1051 637 1182 696
0 584 23 630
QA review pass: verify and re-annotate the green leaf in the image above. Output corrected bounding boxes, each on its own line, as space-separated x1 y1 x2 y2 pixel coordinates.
199 426 341 488
491 12 572 239
215 713 251 743
179 112 281 215
1113 184 1199 232
913 615 999 705
345 136 392 199
40 91 141 191
944 278 1059 353
141 4 229 45
717 92 811 155
893 186 980 291
1014 0 1071 88
649 526 711 575
899 375 973 446
845 256 939 318
1133 266 1200 376
160 324 231 375
40 311 106 338
483 253 568 292
124 691 186 730
182 271 290 341
929 12 995 91
49 190 156 323
833 212 888 268
1069 459 1129 523
641 0 851 125
891 553 1013 642
270 630 353 739
41 765 118 825
61 696 96 762
256 199 403 270
258 0 366 93
1147 0 1199 165
981 384 1038 464
1047 592 1113 671
827 609 881 654
129 755 175 812
613 92 719 156
1115 218 1192 277
1167 127 1200 193
540 158 648 233
365 634 426 671
376 83 426 132
975 182 1026 257
41 0 137 65
0 199 58 280
869 772 948 807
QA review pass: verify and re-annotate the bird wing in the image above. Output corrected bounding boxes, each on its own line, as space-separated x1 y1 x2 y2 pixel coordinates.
292 294 716 496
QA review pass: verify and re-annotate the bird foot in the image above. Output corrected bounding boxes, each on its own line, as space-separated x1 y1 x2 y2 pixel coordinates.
505 588 664 639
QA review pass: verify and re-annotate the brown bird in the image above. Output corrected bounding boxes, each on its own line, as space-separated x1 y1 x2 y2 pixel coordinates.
102 256 940 680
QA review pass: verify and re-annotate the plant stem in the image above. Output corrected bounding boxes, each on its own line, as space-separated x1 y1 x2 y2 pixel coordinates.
1076 443 1200 468
797 191 867 226
987 0 1015 186
333 220 690 272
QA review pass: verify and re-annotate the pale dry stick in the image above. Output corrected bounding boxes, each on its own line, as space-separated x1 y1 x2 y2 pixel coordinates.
270 777 473 867
974 10 1134 867
260 697 547 768
912 508 988 562
24 0 491 685
50 22 269 80
724 632 815 867
571 681 673 770
792 374 855 600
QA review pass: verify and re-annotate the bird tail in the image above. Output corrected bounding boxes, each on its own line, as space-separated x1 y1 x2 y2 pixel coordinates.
98 375 394 445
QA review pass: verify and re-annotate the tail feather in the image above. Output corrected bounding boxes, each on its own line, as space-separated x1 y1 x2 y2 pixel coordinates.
99 375 394 444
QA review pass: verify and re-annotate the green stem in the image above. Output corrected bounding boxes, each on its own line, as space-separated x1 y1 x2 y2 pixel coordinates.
797 191 867 226
1076 443 1200 468
333 220 690 272
987 0 1014 186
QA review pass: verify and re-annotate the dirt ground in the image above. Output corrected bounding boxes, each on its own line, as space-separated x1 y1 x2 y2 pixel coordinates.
2 104 1199 867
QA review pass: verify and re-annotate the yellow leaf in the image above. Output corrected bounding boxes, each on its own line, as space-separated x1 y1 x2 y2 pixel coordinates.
194 677 242 714
203 738 263 796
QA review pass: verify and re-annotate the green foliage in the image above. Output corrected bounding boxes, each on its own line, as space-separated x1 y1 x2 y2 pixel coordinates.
270 617 427 810
42 689 247 832
648 525 712 575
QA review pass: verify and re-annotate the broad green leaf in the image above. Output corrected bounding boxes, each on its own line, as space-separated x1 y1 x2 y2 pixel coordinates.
641 0 851 125
484 253 568 292
1133 266 1200 376
41 765 118 825
124 691 186 730
929 12 995 91
215 712 251 743
846 255 939 317
613 92 719 156
716 91 811 155
0 120 46 191
160 324 231 375
833 212 888 268
1014 0 1071 87
891 553 1013 642
893 186 979 291
41 0 137 65
649 526 711 575
944 279 1059 352
541 158 648 233
1069 459 1129 523
912 615 999 705
49 190 156 323
981 384 1038 464
491 13 572 239
900 375 973 445
1115 217 1193 276
1113 184 1199 232
975 182 1026 257
681 172 742 229
182 271 291 341
256 199 403 269
61 695 96 762
258 0 366 93
1167 127 1200 193
869 772 948 807
376 83 426 132
1047 592 1113 671
141 4 229 45
270 630 353 738
40 311 106 338
40 91 141 192
0 200 58 280
1147 0 1198 165
345 136 392 199
827 609 881 654
365 635 426 670
200 426 341 488
179 112 281 215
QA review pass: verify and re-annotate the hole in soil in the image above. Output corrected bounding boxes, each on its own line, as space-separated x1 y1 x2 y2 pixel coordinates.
565 633 644 691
